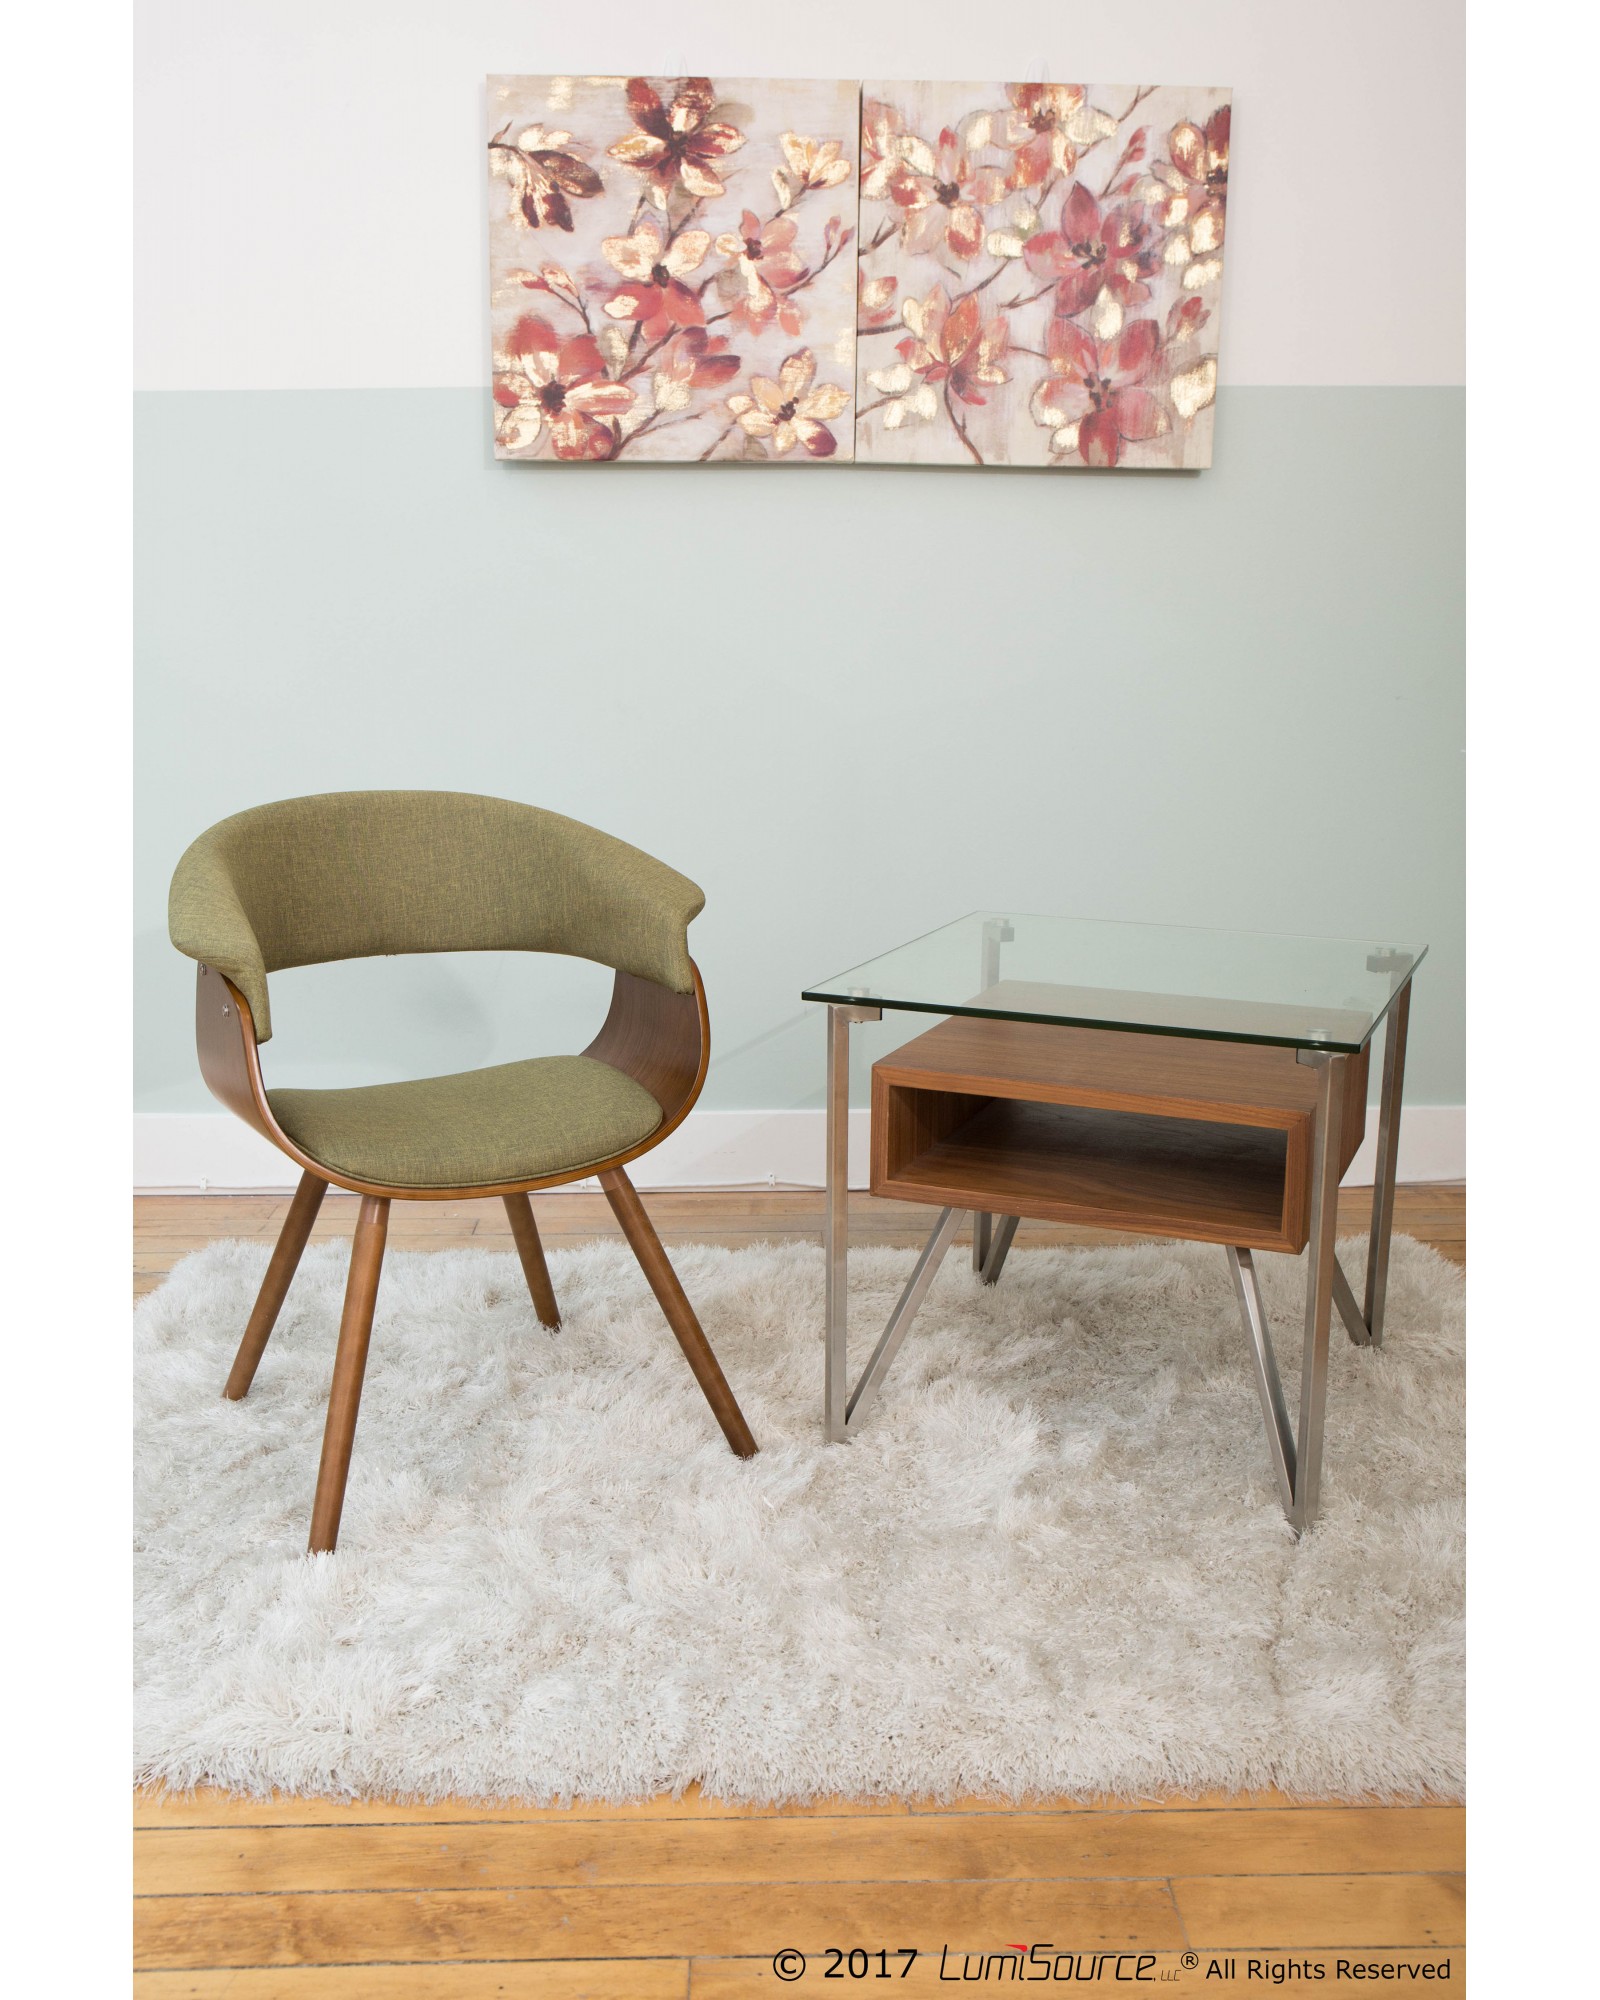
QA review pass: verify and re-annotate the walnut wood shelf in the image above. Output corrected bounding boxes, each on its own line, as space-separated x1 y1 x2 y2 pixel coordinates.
870 1017 1369 1256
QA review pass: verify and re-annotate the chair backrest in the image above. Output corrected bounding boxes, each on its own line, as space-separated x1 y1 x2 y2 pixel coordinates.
169 790 704 1042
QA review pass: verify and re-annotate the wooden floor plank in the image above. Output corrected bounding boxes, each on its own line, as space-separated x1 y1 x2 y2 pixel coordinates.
907 1787 1336 1814
1172 1872 1466 1948
134 1879 1184 1969
134 1964 687 1999
132 1185 1465 1298
135 1808 1462 1897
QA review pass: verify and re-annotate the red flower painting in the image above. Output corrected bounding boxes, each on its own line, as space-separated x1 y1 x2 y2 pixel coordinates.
487 75 1229 467
854 80 1230 467
488 74 858 461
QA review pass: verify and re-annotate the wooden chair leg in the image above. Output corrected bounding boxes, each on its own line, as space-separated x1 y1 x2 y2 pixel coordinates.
225 1169 328 1400
598 1167 758 1458
502 1192 561 1328
308 1195 390 1554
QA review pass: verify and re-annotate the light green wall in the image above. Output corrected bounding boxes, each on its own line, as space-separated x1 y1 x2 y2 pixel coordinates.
135 387 1463 1113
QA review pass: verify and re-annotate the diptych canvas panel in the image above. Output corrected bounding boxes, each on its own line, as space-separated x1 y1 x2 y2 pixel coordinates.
855 82 1229 467
486 76 1229 468
487 75 859 462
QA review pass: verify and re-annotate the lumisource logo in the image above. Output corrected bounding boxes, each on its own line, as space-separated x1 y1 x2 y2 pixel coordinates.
936 1946 1164 1980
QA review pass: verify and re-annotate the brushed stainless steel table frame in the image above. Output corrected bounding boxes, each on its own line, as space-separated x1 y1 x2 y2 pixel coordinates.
819 975 1412 1536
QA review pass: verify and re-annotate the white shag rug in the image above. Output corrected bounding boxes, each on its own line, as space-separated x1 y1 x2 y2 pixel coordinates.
134 1232 1463 1804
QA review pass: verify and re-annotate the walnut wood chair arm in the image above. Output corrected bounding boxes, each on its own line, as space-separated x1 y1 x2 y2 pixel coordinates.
194 962 286 1154
582 962 710 1133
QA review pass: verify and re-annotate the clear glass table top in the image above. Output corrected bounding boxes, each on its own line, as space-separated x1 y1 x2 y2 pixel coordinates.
802 913 1425 1053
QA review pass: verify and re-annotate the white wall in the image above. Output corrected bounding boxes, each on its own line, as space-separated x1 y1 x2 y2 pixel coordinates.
135 0 1464 391
134 3 1465 1189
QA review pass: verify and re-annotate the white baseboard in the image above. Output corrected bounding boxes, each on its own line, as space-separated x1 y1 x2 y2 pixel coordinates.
134 1105 1465 1194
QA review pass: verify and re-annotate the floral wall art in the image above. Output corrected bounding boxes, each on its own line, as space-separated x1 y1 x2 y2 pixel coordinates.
485 76 1229 470
488 75 859 462
855 82 1230 468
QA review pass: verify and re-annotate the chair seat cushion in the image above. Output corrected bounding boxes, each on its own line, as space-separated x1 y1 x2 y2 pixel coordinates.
267 1056 664 1191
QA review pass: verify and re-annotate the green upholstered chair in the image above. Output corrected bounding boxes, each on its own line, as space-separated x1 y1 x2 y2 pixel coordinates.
169 790 757 1552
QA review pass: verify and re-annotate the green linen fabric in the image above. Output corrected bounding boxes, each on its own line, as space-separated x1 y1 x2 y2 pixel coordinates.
168 791 704 1041
267 1055 663 1190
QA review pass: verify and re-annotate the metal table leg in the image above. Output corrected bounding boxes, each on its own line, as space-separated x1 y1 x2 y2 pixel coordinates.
846 1206 966 1431
1363 979 1411 1347
823 1001 970 1440
1223 973 1416 1532
971 918 1014 1275
977 1212 1020 1286
1227 1245 1296 1520
1291 1049 1347 1533
825 1001 879 1442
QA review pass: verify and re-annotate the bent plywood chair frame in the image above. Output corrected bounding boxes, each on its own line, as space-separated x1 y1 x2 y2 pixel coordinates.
189 925 756 1556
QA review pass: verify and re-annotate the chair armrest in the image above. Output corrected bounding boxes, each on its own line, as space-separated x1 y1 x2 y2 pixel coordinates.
193 966 286 1148
169 844 274 1040
583 961 710 1130
565 841 704 995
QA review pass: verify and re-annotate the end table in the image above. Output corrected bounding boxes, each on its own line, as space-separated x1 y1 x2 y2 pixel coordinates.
802 913 1425 1534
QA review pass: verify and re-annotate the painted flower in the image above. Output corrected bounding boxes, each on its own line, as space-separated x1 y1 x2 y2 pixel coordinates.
775 131 852 201
860 98 907 201
601 219 711 339
888 128 1011 260
1003 83 1086 188
493 316 635 458
650 329 742 413
896 286 1010 406
858 271 900 328
1022 181 1165 320
489 124 604 232
714 210 808 335
1137 107 1230 289
727 349 850 457
861 358 938 429
1169 107 1230 221
1159 297 1219 425
607 77 745 205
1031 316 1167 466
1165 295 1212 349
982 196 1044 261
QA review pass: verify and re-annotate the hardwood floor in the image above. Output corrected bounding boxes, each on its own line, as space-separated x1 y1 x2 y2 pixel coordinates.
133 1184 1465 1996
133 1183 1465 1300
